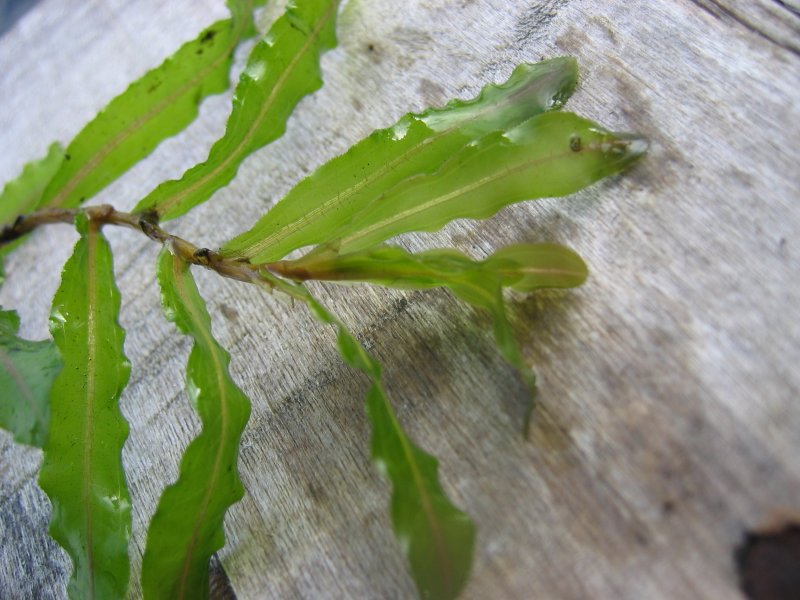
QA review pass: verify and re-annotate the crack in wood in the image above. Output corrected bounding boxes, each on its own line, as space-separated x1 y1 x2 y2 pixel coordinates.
685 0 800 54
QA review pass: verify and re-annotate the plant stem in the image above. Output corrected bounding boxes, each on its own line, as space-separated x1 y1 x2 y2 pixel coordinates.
0 205 265 285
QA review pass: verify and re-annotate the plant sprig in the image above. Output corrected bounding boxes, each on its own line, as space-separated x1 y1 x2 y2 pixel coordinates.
0 1 646 597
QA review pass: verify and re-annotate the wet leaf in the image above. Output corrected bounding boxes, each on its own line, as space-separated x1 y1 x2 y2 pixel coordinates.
141 247 251 600
321 112 647 255
260 276 475 600
0 308 62 447
40 0 263 210
135 0 342 221
38 213 132 599
271 242 587 291
272 242 587 432
222 57 579 262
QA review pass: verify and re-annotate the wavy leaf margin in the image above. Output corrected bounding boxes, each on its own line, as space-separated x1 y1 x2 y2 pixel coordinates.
136 0 342 221
40 0 264 210
38 213 132 599
222 57 579 262
141 247 251 600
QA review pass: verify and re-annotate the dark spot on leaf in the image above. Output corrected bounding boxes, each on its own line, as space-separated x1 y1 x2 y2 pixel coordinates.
569 135 582 152
736 524 800 600
367 43 376 52
64 153 71 161
200 29 217 44
147 80 161 94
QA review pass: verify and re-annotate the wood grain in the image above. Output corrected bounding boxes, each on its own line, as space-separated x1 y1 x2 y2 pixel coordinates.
1 0 798 598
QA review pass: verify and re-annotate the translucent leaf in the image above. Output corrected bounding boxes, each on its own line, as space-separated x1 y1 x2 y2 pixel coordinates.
222 57 580 262
269 242 587 291
135 0 343 221
39 0 264 210
0 142 64 227
321 111 647 255
0 308 62 447
141 248 251 600
38 213 132 599
260 276 475 600
364 384 475 600
271 242 587 433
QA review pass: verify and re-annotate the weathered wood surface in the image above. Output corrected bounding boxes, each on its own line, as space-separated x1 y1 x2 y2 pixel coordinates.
1 0 798 598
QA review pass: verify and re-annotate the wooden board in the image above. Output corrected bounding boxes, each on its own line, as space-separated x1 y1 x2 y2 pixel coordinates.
1 0 798 598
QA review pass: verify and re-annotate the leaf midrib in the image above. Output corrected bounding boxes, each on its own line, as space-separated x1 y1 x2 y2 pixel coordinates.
285 260 582 284
83 222 99 600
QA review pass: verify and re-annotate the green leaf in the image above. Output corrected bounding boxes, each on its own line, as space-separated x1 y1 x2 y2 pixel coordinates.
135 0 343 221
0 142 64 227
319 111 647 255
270 242 587 291
0 142 65 275
0 308 62 447
271 242 587 433
38 213 132 600
39 0 264 210
364 384 475 600
260 276 475 600
222 57 579 262
142 247 251 600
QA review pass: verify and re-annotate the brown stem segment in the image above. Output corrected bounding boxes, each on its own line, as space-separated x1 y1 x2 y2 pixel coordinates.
0 205 264 285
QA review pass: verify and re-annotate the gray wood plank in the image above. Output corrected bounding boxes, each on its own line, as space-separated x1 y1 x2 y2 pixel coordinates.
1 0 798 598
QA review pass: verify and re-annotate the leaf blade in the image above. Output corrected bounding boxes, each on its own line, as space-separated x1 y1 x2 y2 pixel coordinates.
38 214 132 600
329 112 647 254
0 308 62 447
222 57 579 262
262 277 475 600
40 0 263 210
0 142 64 227
270 242 587 291
135 0 342 221
142 247 251 600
